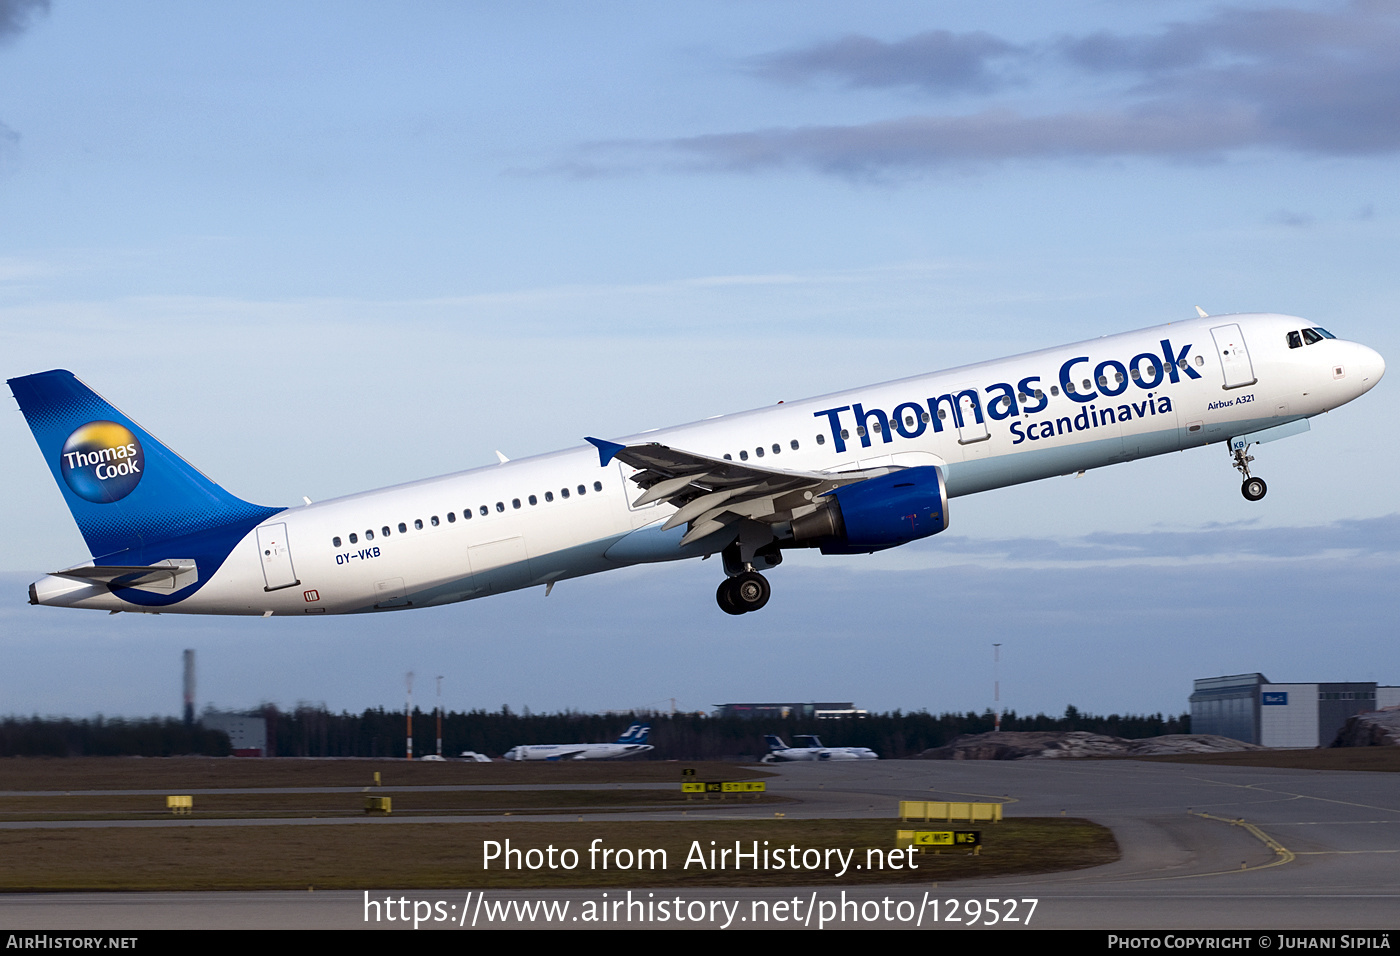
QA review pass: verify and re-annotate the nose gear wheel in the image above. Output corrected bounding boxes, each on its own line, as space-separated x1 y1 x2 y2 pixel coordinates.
1231 444 1267 501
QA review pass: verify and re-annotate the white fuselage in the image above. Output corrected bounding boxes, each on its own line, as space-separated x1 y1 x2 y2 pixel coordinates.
501 743 655 761
33 313 1384 615
763 747 879 762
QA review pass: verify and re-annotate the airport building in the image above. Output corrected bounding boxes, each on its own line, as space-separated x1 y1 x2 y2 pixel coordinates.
713 702 868 719
1191 674 1400 747
201 711 269 756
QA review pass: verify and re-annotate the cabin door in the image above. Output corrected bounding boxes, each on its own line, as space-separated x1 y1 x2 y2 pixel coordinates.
1210 324 1258 390
256 523 299 591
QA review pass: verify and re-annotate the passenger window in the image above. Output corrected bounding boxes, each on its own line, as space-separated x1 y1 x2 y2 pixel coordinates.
755 447 764 457
723 453 732 460
545 491 554 502
1194 355 1204 366
511 499 520 509
816 434 826 445
1302 328 1323 345
365 530 374 540
772 443 780 454
1066 382 1076 394
332 536 341 548
561 487 570 499
921 411 931 422
398 522 407 533
382 526 391 537
431 516 440 526
593 481 602 492
840 429 849 440
938 409 947 420
464 509 473 519
415 519 424 530
447 512 455 523
1035 389 1043 399
577 484 586 496
528 495 537 505
1050 386 1059 396
349 533 358 544
1083 379 1092 390
739 450 748 460
496 502 505 512
479 505 488 516
790 439 799 450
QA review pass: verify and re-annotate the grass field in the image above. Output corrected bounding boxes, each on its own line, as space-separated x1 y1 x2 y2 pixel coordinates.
0 757 770 790
0 818 1117 891
0 788 788 822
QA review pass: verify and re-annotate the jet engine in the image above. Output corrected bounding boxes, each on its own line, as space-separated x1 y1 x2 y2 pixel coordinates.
790 465 949 554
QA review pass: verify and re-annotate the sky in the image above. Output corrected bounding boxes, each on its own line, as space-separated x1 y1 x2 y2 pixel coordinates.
1 0 1397 722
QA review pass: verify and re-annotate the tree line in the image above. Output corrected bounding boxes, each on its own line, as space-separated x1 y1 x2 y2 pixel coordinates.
1 706 1190 758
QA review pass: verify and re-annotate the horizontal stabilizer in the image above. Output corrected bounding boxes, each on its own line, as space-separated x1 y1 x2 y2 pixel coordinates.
53 560 197 589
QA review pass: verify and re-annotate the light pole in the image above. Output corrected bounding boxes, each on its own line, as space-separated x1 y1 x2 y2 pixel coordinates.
405 671 415 760
993 643 1002 733
436 675 444 758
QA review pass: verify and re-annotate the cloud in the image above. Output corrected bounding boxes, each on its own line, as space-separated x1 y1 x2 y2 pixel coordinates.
662 106 1263 177
0 0 48 44
752 30 1024 94
836 513 1400 572
624 2 1400 177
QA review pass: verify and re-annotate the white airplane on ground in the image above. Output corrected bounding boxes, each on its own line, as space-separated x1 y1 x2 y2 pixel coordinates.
501 723 653 761
762 734 878 762
10 312 1384 616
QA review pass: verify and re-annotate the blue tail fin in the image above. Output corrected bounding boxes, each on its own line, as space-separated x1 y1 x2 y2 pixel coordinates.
8 370 281 561
616 723 650 744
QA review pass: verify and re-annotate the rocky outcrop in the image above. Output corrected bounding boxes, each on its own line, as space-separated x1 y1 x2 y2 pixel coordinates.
915 731 1262 760
1330 708 1400 747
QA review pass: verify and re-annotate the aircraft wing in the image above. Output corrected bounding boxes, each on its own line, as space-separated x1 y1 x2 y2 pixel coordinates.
585 438 889 547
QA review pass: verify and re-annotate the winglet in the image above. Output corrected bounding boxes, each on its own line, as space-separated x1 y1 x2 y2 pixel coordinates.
585 437 626 467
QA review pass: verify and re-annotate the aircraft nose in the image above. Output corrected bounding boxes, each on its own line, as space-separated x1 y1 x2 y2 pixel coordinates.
1354 343 1386 390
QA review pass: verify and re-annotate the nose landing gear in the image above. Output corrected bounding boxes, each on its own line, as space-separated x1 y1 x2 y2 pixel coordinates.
1232 443 1267 501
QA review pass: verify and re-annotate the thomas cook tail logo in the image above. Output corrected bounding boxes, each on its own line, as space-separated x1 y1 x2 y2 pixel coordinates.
60 421 144 503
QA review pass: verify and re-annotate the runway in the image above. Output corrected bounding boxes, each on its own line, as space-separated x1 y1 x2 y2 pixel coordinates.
2 758 1397 929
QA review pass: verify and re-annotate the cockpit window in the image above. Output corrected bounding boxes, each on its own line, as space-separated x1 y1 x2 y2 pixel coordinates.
1313 327 1336 339
1301 328 1323 345
1287 331 1302 349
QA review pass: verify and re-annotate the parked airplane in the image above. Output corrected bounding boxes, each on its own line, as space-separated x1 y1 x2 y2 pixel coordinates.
9 312 1384 617
762 734 878 762
501 723 653 761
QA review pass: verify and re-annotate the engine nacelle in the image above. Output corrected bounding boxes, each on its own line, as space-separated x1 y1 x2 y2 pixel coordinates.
790 466 949 554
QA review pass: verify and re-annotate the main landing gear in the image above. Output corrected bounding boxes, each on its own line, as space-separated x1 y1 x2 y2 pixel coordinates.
717 571 770 615
715 534 779 614
1231 443 1268 501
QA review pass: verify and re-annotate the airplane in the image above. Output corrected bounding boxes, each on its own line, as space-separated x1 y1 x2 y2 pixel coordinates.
762 734 878 762
501 723 653 761
8 311 1384 617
